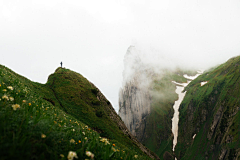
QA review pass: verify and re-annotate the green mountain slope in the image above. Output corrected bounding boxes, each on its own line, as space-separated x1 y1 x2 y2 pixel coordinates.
0 65 158 160
140 69 197 160
119 66 197 160
175 56 240 159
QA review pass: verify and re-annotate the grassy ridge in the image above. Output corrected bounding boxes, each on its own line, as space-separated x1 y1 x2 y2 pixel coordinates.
0 65 153 160
175 56 240 159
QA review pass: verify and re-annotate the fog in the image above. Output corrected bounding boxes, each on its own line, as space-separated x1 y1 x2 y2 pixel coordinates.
1 0 240 112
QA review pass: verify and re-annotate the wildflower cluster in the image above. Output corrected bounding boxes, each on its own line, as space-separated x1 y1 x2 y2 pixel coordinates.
1 85 20 110
0 66 147 160
100 138 110 145
12 104 20 110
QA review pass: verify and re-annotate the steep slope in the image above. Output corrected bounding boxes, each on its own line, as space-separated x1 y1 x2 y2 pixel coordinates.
137 71 188 159
0 65 158 159
44 67 159 159
119 69 195 160
119 46 196 160
175 56 240 159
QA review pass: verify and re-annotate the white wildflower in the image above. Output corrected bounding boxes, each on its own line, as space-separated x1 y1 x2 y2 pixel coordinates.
70 139 75 143
9 97 14 101
86 151 94 159
2 94 9 100
67 151 78 160
12 104 20 110
7 86 13 90
100 138 110 145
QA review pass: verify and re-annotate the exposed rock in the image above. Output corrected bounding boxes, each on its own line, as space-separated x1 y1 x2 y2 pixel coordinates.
219 149 228 160
207 105 223 140
80 77 160 160
175 56 240 159
119 46 152 136
119 80 151 136
201 109 207 123
119 46 179 159
225 136 231 144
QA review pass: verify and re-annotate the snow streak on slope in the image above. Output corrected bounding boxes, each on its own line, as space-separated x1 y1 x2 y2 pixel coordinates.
172 81 189 151
172 71 202 152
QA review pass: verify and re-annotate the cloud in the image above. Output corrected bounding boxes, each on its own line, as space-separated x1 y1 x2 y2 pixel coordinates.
1 0 240 112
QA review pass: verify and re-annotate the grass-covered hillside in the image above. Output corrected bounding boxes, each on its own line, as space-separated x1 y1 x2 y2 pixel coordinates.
140 69 196 160
0 65 158 160
175 56 240 159
119 66 197 160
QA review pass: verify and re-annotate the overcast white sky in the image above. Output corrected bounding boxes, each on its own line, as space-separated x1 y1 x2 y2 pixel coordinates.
1 0 240 112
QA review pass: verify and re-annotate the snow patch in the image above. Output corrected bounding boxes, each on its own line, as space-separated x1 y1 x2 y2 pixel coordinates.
172 71 204 153
193 134 196 139
201 81 208 86
172 81 189 87
183 70 204 80
172 83 186 151
183 74 201 80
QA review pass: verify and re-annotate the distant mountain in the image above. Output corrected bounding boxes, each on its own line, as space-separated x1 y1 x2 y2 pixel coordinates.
0 65 159 159
119 46 239 160
175 56 240 159
119 46 197 160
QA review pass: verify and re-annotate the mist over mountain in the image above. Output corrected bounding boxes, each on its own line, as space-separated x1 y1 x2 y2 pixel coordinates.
121 43 235 87
1 1 240 159
119 45 240 159
175 56 240 159
2 0 240 113
119 45 199 159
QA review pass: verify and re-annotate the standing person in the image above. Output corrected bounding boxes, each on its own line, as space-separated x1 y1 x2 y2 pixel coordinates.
60 62 63 68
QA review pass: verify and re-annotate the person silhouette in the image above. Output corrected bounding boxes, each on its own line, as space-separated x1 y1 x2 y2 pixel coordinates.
60 62 63 68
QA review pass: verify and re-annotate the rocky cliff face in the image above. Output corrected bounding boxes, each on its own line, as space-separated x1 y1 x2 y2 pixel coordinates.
119 46 152 136
118 46 193 159
119 79 151 136
119 47 240 159
175 56 240 160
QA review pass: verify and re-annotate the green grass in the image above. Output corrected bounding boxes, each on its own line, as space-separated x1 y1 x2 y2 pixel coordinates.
135 69 196 160
175 56 240 159
0 65 153 160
